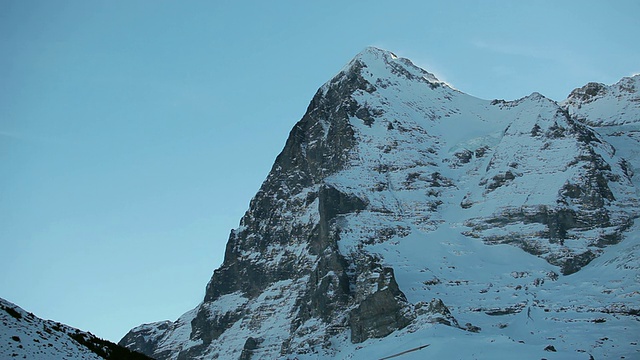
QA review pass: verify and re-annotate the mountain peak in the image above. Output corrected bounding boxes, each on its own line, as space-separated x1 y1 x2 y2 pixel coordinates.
513 91 558 106
352 46 398 62
340 46 442 85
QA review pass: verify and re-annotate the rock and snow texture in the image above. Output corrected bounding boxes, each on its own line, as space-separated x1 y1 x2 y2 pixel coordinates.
121 47 640 359
562 74 640 127
0 297 151 360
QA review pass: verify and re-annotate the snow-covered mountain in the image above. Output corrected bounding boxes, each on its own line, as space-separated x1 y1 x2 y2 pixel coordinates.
120 47 640 359
0 297 151 359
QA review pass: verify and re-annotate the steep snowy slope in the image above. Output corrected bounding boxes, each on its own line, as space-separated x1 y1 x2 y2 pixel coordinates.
121 47 640 359
0 297 151 359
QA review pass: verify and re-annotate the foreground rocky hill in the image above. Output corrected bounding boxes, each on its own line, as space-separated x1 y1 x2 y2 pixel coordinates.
121 47 640 359
0 297 151 360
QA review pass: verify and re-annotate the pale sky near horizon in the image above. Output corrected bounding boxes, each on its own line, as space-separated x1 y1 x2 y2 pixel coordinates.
1 1 639 342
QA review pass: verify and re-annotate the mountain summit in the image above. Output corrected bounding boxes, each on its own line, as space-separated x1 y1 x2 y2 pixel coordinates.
120 48 640 359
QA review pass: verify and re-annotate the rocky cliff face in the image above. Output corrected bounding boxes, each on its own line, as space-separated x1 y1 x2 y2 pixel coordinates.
120 48 640 359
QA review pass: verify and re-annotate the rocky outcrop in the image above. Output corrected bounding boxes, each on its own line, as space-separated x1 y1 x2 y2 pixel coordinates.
562 74 640 126
349 267 413 343
238 337 260 360
119 321 171 358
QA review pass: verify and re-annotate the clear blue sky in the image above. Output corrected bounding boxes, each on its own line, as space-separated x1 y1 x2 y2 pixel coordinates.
1 1 638 342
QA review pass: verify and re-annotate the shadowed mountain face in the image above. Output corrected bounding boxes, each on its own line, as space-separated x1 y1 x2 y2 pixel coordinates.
120 48 640 360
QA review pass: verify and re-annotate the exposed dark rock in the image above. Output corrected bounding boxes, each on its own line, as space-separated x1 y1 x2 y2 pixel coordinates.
191 307 243 345
483 303 526 316
485 170 518 191
464 323 481 333
318 185 367 225
549 250 598 275
531 123 542 137
349 267 414 343
404 172 422 186
429 172 455 187
1 303 22 321
238 337 261 360
568 82 607 103
119 321 171 358
453 149 473 165
475 146 490 158
546 121 567 138
465 199 631 274
460 193 474 209
289 186 366 330
450 146 490 168
415 298 460 328
599 304 640 316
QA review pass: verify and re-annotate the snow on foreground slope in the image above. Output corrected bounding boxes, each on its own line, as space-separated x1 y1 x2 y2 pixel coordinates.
120 47 640 359
0 297 151 359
